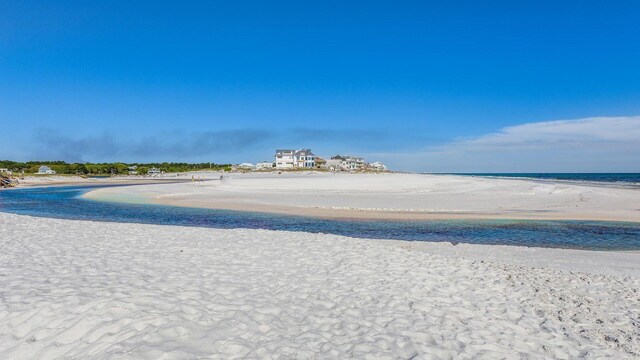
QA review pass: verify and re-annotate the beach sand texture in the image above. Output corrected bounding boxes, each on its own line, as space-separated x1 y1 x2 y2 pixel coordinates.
1 213 639 358
85 172 640 222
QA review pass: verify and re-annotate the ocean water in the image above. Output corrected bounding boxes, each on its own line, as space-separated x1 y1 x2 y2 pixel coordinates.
448 173 640 185
1 185 639 251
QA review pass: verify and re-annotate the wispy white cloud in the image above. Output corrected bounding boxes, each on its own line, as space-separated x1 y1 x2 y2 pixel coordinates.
372 116 640 172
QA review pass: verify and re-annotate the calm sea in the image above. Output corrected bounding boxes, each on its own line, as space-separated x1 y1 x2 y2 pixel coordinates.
1 185 639 251
446 173 640 185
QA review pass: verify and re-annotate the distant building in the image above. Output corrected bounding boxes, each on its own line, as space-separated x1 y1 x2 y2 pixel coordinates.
323 155 369 171
323 159 342 171
275 149 316 169
295 149 316 168
147 167 161 175
275 149 296 169
128 166 138 175
368 161 388 171
256 161 274 170
342 156 365 171
314 157 327 169
329 155 365 171
37 166 56 175
237 163 256 170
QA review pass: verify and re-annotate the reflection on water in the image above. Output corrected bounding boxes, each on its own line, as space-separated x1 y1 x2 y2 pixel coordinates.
1 185 639 251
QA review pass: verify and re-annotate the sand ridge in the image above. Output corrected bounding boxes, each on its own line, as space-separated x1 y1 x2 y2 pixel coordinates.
84 172 640 222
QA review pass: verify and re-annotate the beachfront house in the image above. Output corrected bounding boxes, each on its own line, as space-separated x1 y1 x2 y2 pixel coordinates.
295 149 316 168
128 166 138 175
147 167 161 175
275 149 316 169
237 163 256 170
275 149 296 169
323 159 342 171
314 157 327 169
343 156 365 171
256 161 274 170
37 166 56 175
329 155 365 171
369 161 388 171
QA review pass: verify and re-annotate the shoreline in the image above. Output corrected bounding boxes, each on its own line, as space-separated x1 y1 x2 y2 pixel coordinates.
426 173 640 190
0 174 203 190
116 196 640 223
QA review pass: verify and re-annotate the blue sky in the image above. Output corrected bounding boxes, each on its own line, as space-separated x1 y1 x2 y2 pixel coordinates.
1 0 639 171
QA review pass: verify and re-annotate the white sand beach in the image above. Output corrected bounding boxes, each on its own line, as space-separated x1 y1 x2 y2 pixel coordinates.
85 172 640 222
1 212 638 358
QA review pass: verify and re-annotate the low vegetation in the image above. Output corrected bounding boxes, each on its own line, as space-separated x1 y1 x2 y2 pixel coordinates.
0 160 231 175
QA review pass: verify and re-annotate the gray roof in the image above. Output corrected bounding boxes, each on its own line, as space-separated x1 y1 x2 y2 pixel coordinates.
295 149 315 156
275 149 315 156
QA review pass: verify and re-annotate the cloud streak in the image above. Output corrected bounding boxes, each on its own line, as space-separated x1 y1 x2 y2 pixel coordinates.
27 126 411 163
373 116 640 172
31 129 275 163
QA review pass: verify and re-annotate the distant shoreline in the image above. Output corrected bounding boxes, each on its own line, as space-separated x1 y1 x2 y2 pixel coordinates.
425 172 640 189
0 174 209 190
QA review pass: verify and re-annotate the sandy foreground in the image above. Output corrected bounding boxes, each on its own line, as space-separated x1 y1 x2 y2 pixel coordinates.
1 213 639 359
84 172 640 222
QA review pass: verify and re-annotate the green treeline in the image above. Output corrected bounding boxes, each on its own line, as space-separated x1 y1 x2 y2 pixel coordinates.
0 160 231 175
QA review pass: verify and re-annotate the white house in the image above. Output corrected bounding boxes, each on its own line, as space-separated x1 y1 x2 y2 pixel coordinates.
147 167 161 175
330 155 365 171
369 161 388 171
294 149 316 168
343 157 364 171
256 161 274 170
323 159 343 171
275 149 296 169
237 163 256 170
275 149 316 169
37 166 56 175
